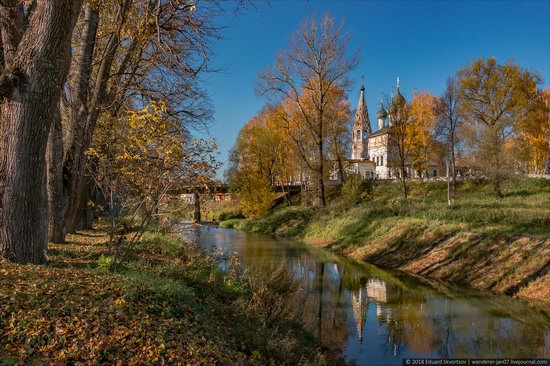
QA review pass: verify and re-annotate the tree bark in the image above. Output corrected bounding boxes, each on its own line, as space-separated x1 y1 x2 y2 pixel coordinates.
61 4 100 235
47 104 66 243
317 104 326 208
46 17 78 243
0 2 24 65
317 145 326 208
0 0 84 264
450 132 457 192
193 192 201 223
493 179 502 199
401 165 408 200
64 1 131 234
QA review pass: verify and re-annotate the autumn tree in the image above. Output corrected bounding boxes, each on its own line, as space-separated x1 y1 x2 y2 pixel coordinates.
257 13 359 208
325 86 353 183
227 107 293 218
89 101 217 252
48 0 221 242
387 87 412 199
408 92 438 181
514 88 550 173
457 57 539 198
0 1 83 263
435 77 463 191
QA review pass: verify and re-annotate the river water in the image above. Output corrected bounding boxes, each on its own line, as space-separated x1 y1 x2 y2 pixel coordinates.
182 224 550 365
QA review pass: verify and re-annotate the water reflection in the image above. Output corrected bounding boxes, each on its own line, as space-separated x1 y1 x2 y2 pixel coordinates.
182 224 550 365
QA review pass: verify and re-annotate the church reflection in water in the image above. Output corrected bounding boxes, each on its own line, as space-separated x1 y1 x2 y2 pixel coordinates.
190 224 550 364
351 278 387 343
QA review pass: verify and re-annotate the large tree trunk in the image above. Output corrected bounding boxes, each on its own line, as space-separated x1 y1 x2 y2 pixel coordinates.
0 2 24 65
0 0 84 264
73 179 93 230
60 4 100 235
47 106 67 243
47 27 76 244
64 1 130 234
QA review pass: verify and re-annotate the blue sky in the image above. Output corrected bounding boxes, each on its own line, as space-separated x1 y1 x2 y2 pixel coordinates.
198 0 550 178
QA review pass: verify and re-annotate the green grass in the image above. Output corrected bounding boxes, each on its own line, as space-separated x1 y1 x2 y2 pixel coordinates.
230 177 550 302
224 177 550 241
304 177 550 240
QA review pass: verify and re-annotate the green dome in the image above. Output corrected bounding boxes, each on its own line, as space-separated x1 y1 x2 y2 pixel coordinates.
389 88 406 115
376 103 387 119
392 88 406 106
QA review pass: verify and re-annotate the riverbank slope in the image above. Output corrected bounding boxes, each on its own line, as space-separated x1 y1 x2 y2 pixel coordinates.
0 220 343 365
221 178 550 304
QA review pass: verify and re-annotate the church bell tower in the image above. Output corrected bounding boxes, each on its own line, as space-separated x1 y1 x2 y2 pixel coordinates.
351 81 371 160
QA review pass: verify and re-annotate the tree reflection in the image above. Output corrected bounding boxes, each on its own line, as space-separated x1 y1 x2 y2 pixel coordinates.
195 226 550 361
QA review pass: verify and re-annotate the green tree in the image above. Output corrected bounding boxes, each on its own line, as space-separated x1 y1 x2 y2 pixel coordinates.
387 87 411 199
341 174 372 204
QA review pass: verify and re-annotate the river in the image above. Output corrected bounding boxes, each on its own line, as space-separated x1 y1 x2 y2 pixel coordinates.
182 224 550 365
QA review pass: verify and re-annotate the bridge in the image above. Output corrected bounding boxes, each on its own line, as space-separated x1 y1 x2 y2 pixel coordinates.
171 183 304 223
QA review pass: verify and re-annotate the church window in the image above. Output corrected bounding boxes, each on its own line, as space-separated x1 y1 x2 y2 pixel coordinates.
381 156 384 166
356 130 361 140
363 131 367 140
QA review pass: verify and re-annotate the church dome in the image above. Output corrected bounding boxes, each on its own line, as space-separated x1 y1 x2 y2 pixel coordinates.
392 88 406 106
389 88 406 115
376 103 387 119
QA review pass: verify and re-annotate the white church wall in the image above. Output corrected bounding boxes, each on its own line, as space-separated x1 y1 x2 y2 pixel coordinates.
351 161 376 179
368 134 392 179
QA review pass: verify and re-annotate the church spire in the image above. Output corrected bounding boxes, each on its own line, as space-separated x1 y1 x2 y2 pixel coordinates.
356 78 371 135
351 77 371 160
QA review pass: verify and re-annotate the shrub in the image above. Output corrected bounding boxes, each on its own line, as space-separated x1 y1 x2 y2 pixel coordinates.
97 254 115 272
238 173 276 219
219 218 242 228
341 173 373 204
240 265 300 328
219 210 245 221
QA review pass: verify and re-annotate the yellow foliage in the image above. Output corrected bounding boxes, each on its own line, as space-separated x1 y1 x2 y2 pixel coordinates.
408 92 438 176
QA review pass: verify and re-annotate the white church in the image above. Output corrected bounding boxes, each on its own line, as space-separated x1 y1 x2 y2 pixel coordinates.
347 78 440 180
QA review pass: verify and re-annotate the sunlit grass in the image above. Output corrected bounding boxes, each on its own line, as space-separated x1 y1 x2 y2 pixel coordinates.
226 177 550 303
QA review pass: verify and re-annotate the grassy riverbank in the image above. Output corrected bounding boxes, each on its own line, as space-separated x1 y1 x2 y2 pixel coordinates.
0 220 344 365
221 178 550 304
